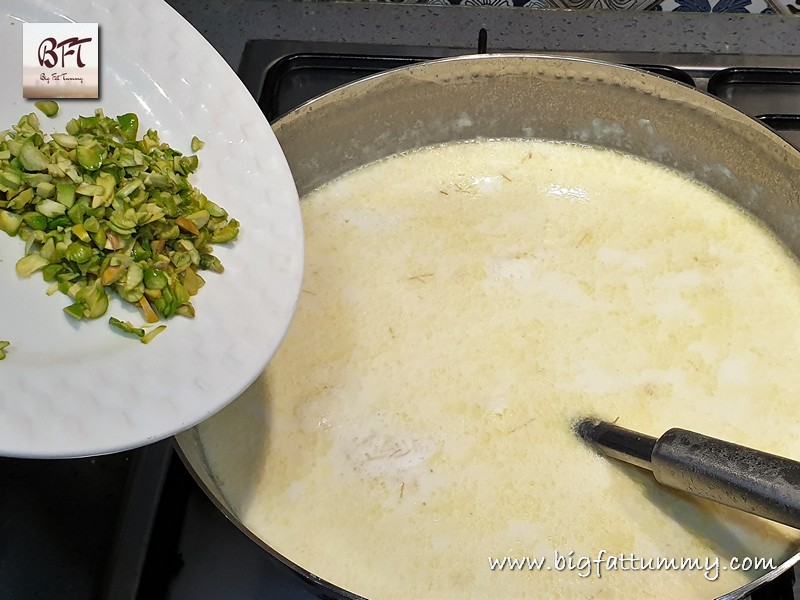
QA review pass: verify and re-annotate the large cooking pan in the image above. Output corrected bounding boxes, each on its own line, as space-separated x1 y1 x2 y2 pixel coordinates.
175 55 800 599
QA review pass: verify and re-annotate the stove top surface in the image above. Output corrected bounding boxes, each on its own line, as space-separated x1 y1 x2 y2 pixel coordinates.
3 35 799 600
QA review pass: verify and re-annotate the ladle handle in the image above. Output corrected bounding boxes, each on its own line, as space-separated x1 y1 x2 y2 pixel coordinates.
576 419 800 530
652 428 800 530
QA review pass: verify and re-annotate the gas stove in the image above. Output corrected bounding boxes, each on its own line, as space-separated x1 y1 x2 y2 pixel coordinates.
239 36 800 148
2 34 799 600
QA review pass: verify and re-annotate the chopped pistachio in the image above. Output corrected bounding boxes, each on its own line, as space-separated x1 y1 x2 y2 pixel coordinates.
65 241 93 264
175 304 195 318
63 303 85 319
36 181 55 199
56 183 76 208
34 101 59 118
72 280 109 319
138 296 160 324
199 253 223 273
76 145 103 171
35 199 67 217
16 254 49 277
0 169 22 189
25 112 40 131
0 209 23 235
23 211 47 231
116 113 139 142
143 267 167 290
109 317 145 338
140 325 166 344
8 188 34 211
19 144 49 172
0 340 9 360
0 107 238 338
75 183 104 197
210 219 240 243
51 133 78 149
109 316 166 344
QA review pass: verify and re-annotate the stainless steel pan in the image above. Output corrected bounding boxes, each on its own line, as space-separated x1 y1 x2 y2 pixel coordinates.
175 54 800 600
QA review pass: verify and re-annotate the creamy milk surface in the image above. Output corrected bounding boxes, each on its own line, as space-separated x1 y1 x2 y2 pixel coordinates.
199 139 800 599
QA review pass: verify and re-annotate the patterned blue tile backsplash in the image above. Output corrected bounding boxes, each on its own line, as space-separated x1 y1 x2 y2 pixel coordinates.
355 0 784 13
658 0 772 12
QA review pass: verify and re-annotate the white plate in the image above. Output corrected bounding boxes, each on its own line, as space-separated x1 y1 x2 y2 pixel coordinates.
0 0 304 457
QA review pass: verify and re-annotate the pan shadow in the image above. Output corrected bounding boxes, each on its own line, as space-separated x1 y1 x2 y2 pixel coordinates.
187 370 275 519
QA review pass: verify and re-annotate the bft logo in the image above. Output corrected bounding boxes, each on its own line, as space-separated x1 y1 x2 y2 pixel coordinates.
23 23 99 99
37 36 93 69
